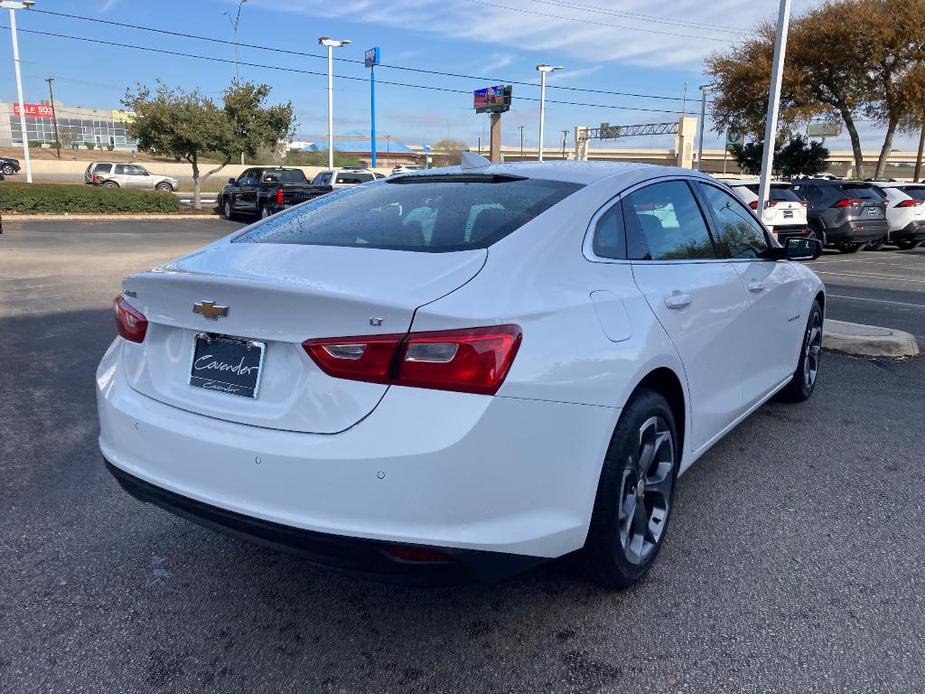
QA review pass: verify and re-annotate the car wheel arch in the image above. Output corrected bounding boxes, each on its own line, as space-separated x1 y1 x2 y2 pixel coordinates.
628 366 687 460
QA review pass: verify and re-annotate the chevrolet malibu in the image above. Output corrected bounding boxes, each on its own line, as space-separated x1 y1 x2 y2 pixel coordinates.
97 161 825 588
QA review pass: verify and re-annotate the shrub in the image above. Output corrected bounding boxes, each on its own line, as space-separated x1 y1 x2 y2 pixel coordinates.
0 183 180 214
27 140 42 148
106 144 115 151
84 142 95 150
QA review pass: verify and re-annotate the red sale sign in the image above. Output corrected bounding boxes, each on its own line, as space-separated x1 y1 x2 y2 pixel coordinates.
12 103 54 118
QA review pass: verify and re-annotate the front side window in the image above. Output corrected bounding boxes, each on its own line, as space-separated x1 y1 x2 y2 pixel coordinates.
236 175 582 252
623 180 716 260
696 183 769 259
336 172 375 184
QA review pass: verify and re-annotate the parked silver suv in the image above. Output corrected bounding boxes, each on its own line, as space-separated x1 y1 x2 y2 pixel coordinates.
85 162 178 192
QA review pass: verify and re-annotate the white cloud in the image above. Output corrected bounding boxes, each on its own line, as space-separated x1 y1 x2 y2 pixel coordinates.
256 0 825 68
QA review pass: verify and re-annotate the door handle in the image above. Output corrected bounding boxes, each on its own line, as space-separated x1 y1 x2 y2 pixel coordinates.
746 280 766 293
664 291 692 309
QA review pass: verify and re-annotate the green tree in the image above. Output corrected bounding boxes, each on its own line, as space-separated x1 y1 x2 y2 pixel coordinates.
731 135 829 178
431 138 469 167
123 81 294 209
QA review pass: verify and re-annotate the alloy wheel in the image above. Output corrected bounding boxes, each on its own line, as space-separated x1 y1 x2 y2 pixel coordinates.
803 312 822 390
618 416 674 565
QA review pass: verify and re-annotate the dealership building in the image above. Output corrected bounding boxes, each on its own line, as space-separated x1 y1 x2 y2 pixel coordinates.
0 100 137 151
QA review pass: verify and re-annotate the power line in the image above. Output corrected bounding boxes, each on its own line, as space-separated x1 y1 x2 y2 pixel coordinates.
30 8 689 103
524 0 753 35
2 24 689 115
460 0 741 42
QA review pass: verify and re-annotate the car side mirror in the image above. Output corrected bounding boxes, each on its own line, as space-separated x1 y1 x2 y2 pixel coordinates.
786 236 822 261
228 177 236 184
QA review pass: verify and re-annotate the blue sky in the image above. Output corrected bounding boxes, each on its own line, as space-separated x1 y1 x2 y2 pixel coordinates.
0 0 915 153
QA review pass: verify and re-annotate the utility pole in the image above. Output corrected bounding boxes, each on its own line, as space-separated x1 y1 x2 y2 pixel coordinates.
518 125 525 161
223 0 248 166
697 84 714 172
757 0 793 217
45 76 60 159
3 0 34 183
914 113 925 182
561 129 568 159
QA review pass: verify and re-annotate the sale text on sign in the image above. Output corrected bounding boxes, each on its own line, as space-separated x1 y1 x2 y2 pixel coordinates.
12 103 54 118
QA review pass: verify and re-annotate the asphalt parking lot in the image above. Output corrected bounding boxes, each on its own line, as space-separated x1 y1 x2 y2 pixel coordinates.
1 221 923 693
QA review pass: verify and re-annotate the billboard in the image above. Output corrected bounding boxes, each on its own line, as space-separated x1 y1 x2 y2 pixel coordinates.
12 103 54 119
364 47 380 68
473 84 512 114
807 121 842 137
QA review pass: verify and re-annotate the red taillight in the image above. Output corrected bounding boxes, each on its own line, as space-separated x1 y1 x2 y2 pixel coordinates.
748 200 758 210
92 174 100 185
832 198 860 208
113 295 147 343
275 187 284 205
748 200 776 210
302 324 522 396
895 199 921 208
800 199 809 208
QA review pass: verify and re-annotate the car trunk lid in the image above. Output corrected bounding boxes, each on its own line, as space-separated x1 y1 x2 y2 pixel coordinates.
119 242 487 433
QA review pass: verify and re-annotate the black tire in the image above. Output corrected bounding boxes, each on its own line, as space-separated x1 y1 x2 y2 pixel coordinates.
1 164 14 175
864 239 884 251
779 300 823 403
584 389 679 589
220 197 234 220
155 181 174 192
896 239 919 250
838 242 862 253
102 181 118 188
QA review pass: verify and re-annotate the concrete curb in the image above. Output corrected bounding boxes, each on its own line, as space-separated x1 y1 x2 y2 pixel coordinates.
1 213 222 221
823 319 919 358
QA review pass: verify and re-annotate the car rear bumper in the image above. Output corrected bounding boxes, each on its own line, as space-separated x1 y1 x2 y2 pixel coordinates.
97 338 617 571
894 221 925 242
823 219 887 243
105 460 543 584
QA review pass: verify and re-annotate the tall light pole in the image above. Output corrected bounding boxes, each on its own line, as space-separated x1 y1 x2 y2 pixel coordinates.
2 0 34 183
222 0 248 84
697 83 714 172
319 36 350 169
757 0 793 217
536 64 562 163
519 124 525 161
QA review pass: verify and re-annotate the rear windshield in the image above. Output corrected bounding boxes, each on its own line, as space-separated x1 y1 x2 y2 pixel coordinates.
901 186 925 201
235 176 583 252
744 185 801 202
839 184 880 200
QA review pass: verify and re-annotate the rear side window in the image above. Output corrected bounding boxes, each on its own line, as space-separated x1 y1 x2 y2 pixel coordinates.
236 176 583 252
901 187 925 201
793 184 823 202
622 180 716 260
591 204 626 259
279 169 307 183
336 172 375 184
742 185 800 202
94 164 112 175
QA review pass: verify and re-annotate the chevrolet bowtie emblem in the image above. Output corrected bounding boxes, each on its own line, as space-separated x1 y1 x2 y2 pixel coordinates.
192 300 229 320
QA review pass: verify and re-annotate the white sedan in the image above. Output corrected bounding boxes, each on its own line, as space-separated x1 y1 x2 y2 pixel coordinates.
97 160 825 588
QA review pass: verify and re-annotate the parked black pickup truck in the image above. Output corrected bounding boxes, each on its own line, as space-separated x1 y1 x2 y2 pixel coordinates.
218 167 332 220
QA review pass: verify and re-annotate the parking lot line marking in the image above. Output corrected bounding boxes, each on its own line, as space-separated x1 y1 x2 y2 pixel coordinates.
812 270 925 284
827 293 925 309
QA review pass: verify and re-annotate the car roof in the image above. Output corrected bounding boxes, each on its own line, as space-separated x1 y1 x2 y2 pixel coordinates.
725 178 792 188
388 161 706 187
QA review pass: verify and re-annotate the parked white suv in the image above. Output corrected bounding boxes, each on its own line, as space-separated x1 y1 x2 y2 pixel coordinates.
311 167 379 190
864 182 925 250
85 162 178 192
726 180 810 243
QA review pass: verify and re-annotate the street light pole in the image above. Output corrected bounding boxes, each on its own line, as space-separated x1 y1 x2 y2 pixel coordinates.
697 84 714 172
535 64 562 163
222 0 247 84
757 0 793 217
519 124 524 161
45 76 60 159
319 36 350 169
3 1 34 183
